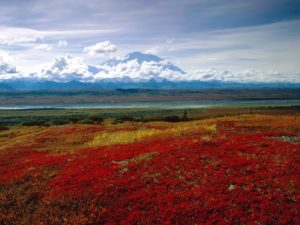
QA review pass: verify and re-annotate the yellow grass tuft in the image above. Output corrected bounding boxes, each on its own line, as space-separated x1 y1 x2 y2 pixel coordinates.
90 121 217 146
90 128 162 146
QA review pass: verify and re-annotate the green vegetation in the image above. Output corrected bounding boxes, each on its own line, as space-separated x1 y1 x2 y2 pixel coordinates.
0 104 299 127
0 108 197 126
0 131 14 138
1 89 300 106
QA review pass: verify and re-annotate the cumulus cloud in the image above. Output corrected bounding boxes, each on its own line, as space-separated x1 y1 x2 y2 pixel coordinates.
0 52 17 73
83 41 117 56
0 51 22 80
1 50 300 84
34 52 183 83
57 40 68 48
94 56 184 82
37 54 98 82
34 44 53 51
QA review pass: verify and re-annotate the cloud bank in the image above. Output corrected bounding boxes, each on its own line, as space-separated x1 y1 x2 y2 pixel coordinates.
1 51 299 84
189 68 300 83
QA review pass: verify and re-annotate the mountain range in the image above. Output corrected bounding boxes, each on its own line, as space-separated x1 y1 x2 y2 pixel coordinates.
0 52 299 90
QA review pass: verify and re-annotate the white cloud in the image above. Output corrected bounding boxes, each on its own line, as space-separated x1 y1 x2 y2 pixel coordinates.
0 27 118 43
145 46 160 54
189 68 300 83
34 44 53 51
1 50 299 84
94 58 184 82
166 38 175 44
0 52 17 74
0 51 24 80
32 52 183 83
57 40 68 48
37 54 97 82
83 41 117 56
0 35 44 46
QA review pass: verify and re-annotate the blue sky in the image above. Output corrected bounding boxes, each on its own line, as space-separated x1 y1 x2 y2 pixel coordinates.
0 0 300 82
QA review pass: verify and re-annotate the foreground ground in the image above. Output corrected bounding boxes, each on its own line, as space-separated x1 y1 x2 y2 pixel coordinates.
0 114 299 224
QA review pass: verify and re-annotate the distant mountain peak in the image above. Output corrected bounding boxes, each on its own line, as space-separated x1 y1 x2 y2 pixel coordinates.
2 51 298 90
125 51 162 63
102 51 185 75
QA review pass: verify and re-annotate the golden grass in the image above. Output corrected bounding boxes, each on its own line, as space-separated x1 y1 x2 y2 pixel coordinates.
2 114 299 154
0 126 46 152
0 125 101 153
90 121 217 146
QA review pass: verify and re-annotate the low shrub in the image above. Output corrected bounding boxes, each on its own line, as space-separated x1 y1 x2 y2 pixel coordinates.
68 117 81 124
162 115 182 122
0 126 9 131
22 120 48 126
50 119 71 125
89 115 104 124
0 131 14 138
112 115 136 124
78 119 95 124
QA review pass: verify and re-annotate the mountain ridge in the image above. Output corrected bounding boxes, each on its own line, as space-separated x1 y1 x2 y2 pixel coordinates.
1 52 300 90
1 79 300 91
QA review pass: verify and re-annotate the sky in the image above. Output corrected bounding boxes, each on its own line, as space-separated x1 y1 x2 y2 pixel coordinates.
0 0 300 82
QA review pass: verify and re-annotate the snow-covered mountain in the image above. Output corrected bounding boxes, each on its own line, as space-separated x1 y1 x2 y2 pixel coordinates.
103 51 184 74
0 51 186 84
0 51 300 90
95 52 185 82
32 52 185 83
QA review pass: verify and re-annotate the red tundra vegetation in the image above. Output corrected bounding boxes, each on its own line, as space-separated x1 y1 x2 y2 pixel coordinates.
0 115 299 224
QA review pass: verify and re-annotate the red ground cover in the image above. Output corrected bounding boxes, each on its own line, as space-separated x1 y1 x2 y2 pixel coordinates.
0 120 299 224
